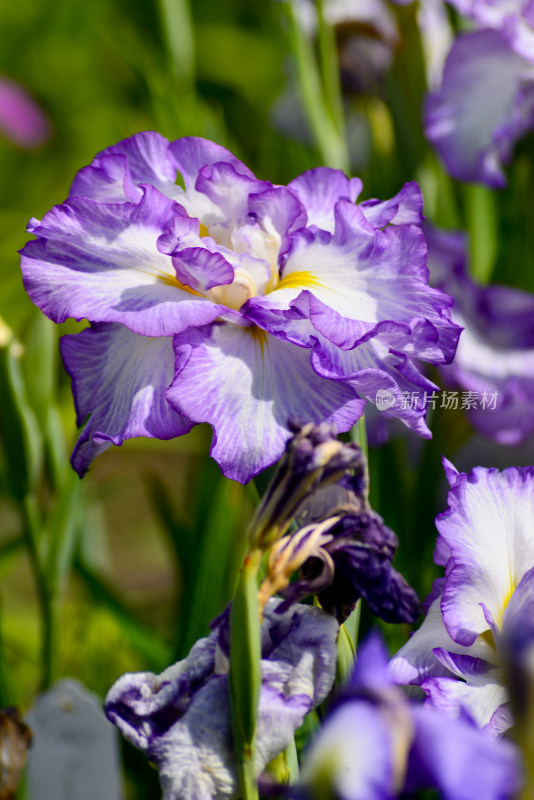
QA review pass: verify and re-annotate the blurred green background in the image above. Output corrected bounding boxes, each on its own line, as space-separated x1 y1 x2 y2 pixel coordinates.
3 0 534 796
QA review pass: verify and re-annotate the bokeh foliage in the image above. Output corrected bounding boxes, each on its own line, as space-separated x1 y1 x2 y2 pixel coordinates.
2 0 534 797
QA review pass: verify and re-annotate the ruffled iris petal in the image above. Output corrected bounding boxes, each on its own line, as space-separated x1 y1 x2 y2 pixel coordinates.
60 323 192 476
273 204 458 360
167 322 364 483
422 675 511 735
21 186 224 337
168 136 254 191
389 594 496 686
309 335 439 437
169 138 257 222
287 167 363 232
195 161 269 222
69 131 178 203
359 181 424 227
248 186 307 239
287 169 423 233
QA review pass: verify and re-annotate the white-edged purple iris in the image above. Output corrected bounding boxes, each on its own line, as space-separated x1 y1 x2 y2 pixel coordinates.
104 598 338 800
426 222 534 446
425 2 534 186
20 133 460 482
390 459 534 737
270 634 522 800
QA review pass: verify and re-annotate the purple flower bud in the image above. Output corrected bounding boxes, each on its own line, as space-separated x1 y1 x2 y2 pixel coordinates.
248 422 366 551
258 454 421 624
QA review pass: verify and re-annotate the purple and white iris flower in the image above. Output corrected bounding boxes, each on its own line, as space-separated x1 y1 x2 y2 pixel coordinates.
390 459 534 737
104 598 338 800
425 1 534 186
426 223 534 446
270 634 522 800
20 133 460 482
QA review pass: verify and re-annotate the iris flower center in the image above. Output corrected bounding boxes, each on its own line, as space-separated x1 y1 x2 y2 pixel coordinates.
209 267 258 311
203 217 282 310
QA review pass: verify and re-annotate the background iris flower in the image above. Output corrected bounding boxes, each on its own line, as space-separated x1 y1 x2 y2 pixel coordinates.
425 0 534 187
426 223 534 447
273 634 522 800
391 459 534 736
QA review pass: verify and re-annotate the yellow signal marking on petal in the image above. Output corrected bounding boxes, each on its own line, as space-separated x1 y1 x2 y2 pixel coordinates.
249 326 268 354
275 271 327 292
480 629 496 650
499 578 516 622
199 223 209 237
153 269 202 297
503 580 515 610
488 575 516 635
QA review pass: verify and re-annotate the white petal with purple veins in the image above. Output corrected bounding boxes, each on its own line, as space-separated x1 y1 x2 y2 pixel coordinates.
422 675 510 735
255 207 459 366
21 187 224 337
390 594 496 685
167 323 364 483
60 324 192 476
310 334 436 437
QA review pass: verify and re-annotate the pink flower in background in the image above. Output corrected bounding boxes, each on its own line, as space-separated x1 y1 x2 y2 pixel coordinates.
0 78 50 149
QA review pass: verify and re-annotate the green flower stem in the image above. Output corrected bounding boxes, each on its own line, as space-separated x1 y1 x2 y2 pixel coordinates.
22 466 81 690
157 0 195 85
464 184 497 284
335 620 356 689
333 416 368 678
343 599 361 651
285 0 349 172
352 416 368 459
284 736 299 783
316 0 345 135
229 548 263 800
351 416 369 501
22 494 57 689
